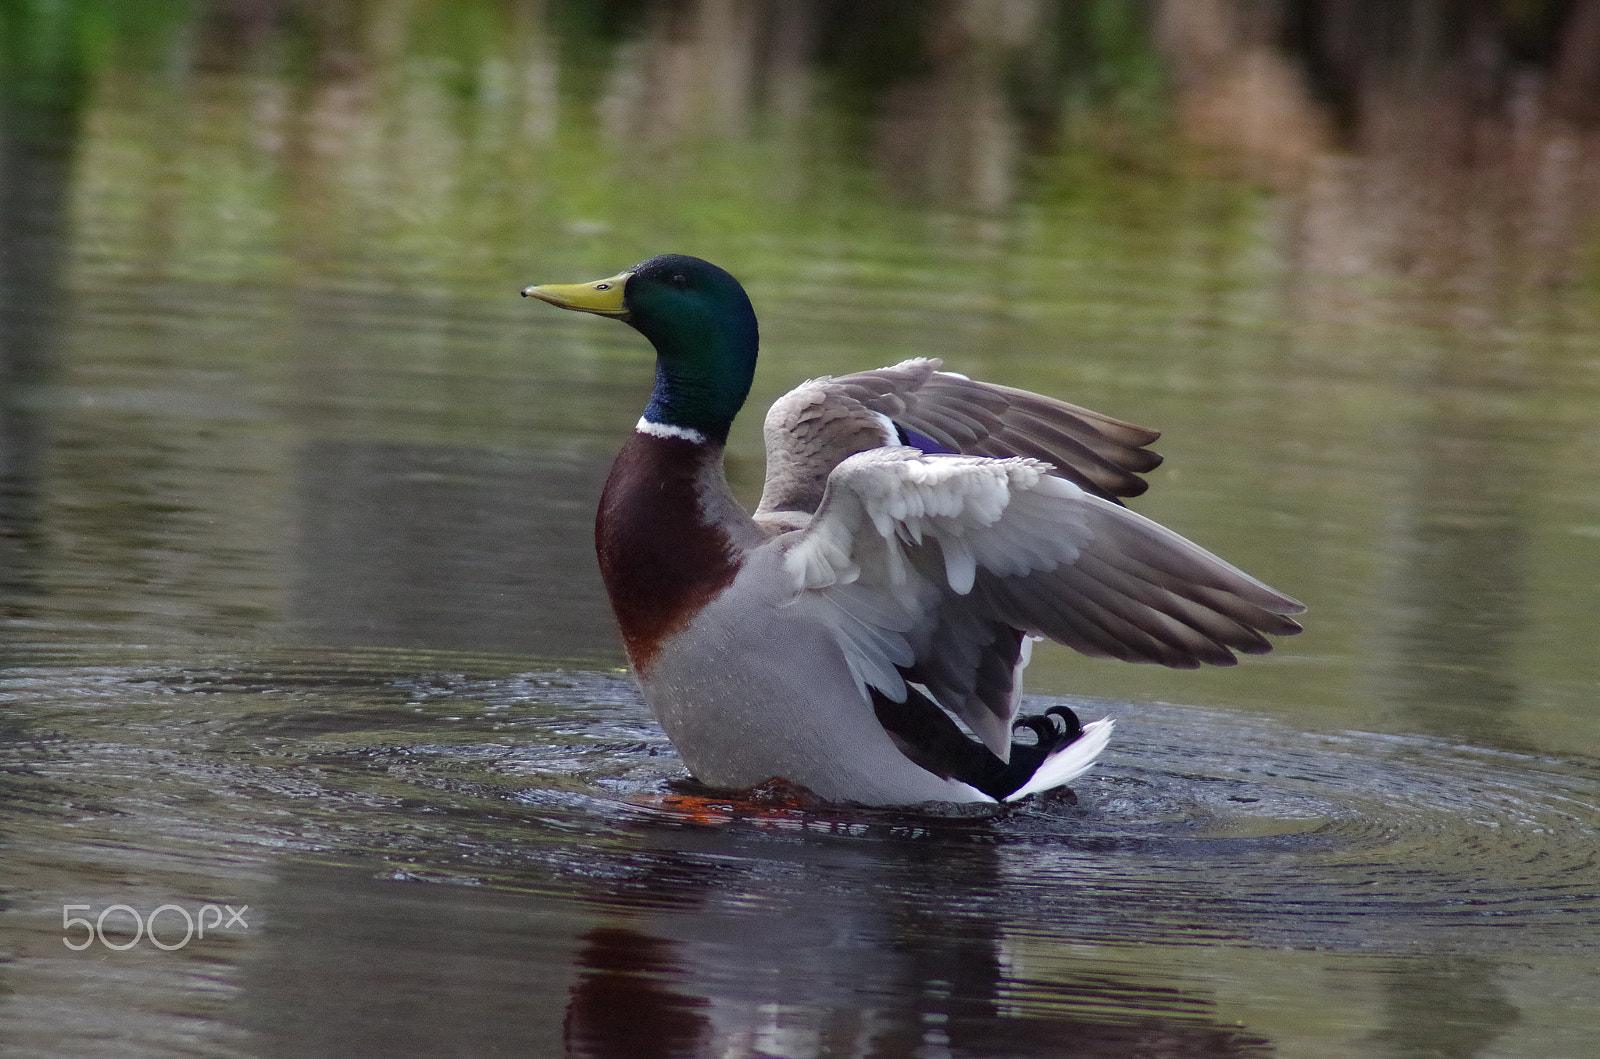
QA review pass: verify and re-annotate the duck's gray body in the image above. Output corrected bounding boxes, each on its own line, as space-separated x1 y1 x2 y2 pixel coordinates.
639 542 991 804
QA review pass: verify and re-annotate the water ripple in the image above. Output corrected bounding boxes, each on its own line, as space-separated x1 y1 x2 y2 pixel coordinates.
985 702 1600 952
2 648 1596 958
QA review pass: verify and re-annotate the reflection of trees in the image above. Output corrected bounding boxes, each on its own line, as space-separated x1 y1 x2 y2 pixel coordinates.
596 0 815 145
866 1 1034 212
1161 0 1600 284
579 0 1600 237
589 0 1040 210
45 1 1600 271
1158 0 1594 747
0 0 85 626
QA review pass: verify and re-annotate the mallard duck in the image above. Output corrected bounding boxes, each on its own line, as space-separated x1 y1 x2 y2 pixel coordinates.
523 254 1303 807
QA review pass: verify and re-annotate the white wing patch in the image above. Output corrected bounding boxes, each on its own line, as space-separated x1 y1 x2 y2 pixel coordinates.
784 447 1084 597
782 448 1092 704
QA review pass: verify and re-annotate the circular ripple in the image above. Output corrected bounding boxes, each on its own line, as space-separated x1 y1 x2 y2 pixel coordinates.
4 649 1596 958
988 700 1600 953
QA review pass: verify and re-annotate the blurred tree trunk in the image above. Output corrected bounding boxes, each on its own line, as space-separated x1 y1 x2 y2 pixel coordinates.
1156 0 1334 182
1550 0 1600 124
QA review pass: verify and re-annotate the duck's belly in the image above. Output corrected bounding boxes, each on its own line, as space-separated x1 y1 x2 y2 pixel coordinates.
634 559 985 806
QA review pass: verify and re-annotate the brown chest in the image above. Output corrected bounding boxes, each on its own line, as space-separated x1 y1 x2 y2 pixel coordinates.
594 434 744 671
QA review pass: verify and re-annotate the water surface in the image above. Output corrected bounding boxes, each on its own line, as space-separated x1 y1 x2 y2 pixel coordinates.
3 3 1599 1056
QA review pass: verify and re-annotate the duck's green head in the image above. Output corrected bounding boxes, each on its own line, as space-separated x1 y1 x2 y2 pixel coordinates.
523 254 758 445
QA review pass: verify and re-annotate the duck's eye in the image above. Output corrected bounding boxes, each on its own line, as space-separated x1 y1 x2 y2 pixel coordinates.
670 273 689 289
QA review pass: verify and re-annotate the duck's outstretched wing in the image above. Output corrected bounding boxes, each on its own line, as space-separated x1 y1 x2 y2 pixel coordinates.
754 358 1161 529
780 448 1303 756
824 357 1163 501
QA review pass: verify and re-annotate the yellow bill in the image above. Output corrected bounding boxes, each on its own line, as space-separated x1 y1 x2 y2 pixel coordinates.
520 272 632 316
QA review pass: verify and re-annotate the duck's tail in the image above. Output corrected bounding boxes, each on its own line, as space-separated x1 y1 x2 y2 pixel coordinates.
1003 718 1115 802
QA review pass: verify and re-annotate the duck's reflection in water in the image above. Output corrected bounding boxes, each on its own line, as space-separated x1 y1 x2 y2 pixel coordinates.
562 814 1271 1059
234 809 1272 1058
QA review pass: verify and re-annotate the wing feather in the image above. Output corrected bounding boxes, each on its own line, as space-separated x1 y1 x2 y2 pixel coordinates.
780 448 1303 751
786 358 1161 503
859 360 1162 500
